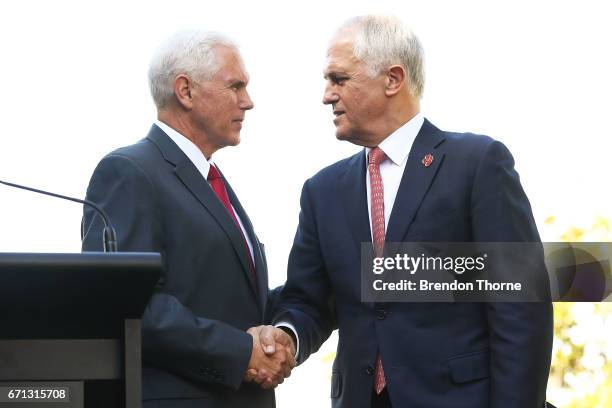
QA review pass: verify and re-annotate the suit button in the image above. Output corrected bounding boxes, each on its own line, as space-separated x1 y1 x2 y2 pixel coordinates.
366 366 374 375
376 310 387 320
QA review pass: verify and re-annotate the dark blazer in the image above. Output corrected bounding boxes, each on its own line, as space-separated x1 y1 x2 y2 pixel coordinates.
82 124 276 408
276 119 553 408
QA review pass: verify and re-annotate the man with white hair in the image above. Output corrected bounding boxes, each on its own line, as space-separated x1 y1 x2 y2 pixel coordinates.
262 15 553 408
82 30 294 408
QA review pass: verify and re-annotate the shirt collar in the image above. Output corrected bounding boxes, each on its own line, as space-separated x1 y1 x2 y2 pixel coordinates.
365 112 424 166
154 120 213 179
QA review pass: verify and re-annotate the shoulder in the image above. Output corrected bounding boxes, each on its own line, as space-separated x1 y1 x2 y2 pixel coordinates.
436 127 516 175
442 130 499 156
93 137 166 177
103 137 162 168
87 138 164 194
307 151 362 187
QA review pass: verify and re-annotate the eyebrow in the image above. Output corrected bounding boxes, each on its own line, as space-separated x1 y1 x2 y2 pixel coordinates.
323 71 349 80
227 80 247 88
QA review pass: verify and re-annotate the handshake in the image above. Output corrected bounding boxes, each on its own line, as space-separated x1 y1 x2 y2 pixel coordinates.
244 325 297 389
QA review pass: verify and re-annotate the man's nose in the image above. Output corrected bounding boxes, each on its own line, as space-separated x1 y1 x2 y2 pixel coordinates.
240 90 254 110
322 83 339 105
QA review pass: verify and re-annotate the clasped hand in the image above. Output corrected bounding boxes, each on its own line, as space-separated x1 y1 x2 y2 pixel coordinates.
244 325 296 389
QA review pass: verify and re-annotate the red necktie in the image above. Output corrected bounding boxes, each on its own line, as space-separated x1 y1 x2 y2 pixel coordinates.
207 164 257 286
369 147 387 394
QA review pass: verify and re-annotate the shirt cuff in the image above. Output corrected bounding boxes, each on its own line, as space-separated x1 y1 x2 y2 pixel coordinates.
275 321 299 359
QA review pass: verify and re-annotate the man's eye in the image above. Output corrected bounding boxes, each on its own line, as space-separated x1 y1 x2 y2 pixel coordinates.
333 77 348 85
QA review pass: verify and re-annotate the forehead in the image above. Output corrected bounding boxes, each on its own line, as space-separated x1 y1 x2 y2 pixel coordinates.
212 45 249 82
324 35 360 74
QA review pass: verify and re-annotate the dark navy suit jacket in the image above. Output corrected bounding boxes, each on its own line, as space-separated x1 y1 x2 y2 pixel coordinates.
82 125 277 408
276 119 553 408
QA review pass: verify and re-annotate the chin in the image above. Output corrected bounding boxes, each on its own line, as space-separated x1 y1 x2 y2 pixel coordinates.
228 133 241 146
336 130 368 147
335 128 350 141
335 128 359 143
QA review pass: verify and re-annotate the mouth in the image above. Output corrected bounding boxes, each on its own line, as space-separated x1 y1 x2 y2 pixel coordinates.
333 111 345 125
232 119 244 130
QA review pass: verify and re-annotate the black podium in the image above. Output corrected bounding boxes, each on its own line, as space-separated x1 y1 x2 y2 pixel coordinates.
0 252 161 408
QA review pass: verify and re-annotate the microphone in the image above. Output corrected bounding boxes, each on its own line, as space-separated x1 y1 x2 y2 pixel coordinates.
0 179 118 252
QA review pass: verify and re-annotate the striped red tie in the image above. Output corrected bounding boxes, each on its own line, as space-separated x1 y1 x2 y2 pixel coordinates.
368 147 387 394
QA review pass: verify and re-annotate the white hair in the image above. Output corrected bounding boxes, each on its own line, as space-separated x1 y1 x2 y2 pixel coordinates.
339 15 425 99
148 30 238 110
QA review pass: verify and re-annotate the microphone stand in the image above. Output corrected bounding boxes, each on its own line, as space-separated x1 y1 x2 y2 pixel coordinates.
0 179 118 252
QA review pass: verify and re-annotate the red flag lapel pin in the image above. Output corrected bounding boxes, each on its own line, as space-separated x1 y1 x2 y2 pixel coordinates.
422 153 434 167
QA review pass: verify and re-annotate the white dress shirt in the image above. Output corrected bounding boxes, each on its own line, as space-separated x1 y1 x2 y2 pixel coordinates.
365 113 424 237
154 120 255 262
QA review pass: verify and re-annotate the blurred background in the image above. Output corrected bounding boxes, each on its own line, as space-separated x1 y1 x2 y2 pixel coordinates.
0 1 610 406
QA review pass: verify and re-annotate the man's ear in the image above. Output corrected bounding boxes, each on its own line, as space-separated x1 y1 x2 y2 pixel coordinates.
174 74 194 110
385 65 406 96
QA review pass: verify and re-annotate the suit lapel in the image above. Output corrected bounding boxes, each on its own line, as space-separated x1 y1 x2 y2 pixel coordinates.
146 125 260 303
339 152 372 252
225 179 268 310
386 119 446 242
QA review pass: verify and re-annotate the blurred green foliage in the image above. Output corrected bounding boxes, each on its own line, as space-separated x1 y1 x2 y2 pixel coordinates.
547 216 611 408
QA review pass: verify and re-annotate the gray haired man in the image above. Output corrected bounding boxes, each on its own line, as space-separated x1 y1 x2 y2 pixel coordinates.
258 15 553 408
82 30 295 408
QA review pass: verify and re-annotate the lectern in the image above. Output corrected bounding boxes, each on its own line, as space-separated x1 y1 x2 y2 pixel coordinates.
0 252 161 408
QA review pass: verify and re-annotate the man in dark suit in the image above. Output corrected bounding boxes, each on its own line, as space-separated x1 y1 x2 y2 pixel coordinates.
259 15 553 407
82 30 294 408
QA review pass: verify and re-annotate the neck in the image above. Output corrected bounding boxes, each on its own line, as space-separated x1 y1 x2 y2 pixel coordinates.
369 101 420 147
158 110 216 160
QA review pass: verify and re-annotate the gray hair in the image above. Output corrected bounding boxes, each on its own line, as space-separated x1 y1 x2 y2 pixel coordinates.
339 15 425 99
148 30 238 110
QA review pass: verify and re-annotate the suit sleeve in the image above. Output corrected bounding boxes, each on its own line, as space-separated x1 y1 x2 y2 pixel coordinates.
264 285 283 324
81 154 252 390
273 179 336 364
471 141 553 408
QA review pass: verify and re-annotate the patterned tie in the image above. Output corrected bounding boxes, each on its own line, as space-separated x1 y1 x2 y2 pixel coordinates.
207 164 257 287
368 147 387 394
